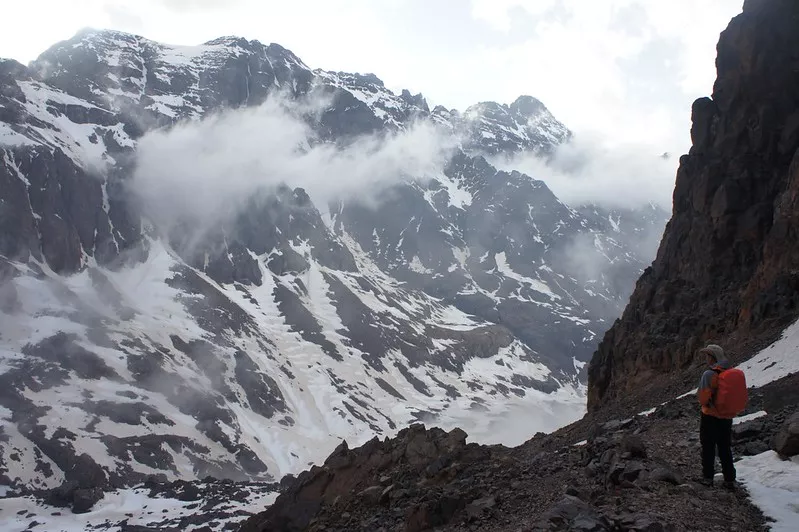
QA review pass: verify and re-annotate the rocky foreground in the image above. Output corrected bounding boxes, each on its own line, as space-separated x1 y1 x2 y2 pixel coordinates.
240 370 798 532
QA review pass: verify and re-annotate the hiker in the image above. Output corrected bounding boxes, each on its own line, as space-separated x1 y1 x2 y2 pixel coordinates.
696 344 747 489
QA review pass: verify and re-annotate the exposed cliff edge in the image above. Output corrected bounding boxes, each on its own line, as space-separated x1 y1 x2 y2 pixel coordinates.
588 0 799 412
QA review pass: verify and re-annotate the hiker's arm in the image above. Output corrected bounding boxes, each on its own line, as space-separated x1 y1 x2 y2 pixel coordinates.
697 370 714 406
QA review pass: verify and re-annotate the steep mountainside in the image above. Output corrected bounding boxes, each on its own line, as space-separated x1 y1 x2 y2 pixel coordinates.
587 0 799 412
240 2 799 530
0 29 664 492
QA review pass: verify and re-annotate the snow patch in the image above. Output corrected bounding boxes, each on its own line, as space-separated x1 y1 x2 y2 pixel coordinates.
734 411 767 425
494 252 559 300
739 319 799 388
736 451 799 532
0 485 278 532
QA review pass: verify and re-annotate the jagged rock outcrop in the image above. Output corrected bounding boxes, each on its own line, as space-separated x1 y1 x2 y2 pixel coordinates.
239 425 476 532
588 0 799 411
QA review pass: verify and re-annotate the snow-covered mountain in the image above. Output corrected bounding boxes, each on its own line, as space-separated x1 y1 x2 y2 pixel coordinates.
0 29 667 493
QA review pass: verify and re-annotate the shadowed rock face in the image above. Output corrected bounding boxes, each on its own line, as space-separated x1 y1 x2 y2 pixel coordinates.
588 0 799 411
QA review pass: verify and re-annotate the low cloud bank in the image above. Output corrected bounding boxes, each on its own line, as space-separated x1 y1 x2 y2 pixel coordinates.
131 95 456 235
491 133 678 210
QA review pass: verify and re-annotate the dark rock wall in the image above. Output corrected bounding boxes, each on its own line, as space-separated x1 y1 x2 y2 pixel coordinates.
588 0 799 410
0 146 142 273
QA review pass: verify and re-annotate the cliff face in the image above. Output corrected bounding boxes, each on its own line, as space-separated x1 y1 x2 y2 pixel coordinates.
588 0 799 410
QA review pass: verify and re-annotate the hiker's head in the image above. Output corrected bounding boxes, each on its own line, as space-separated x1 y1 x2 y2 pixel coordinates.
699 344 724 365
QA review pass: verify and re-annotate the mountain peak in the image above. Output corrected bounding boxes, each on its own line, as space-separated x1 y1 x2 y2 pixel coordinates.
203 35 251 47
510 95 548 117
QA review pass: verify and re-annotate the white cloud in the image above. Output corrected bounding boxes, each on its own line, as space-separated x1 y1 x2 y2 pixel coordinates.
491 133 676 210
131 94 455 235
467 0 741 154
0 0 743 182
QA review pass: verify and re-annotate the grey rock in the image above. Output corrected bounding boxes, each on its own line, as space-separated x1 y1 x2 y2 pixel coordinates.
607 463 626 486
71 488 104 514
617 513 670 532
650 467 683 485
740 440 770 456
380 484 395 502
622 461 646 482
358 485 385 505
733 421 764 440
622 435 647 459
603 418 634 432
773 412 799 457
389 488 411 502
538 495 610 531
466 496 497 519
45 481 79 508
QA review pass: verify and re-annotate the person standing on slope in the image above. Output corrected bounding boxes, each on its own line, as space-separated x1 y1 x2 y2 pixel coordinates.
696 344 748 489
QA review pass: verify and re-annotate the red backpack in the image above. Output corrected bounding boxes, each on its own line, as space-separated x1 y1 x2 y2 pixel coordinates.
715 367 748 418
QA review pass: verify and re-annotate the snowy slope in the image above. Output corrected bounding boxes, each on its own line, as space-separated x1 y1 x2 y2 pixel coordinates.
738 319 799 388
0 60 134 170
0 28 664 496
736 452 799 532
0 480 279 532
0 239 585 489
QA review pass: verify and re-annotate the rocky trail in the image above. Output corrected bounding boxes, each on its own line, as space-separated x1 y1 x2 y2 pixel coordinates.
240 309 799 532
241 367 799 532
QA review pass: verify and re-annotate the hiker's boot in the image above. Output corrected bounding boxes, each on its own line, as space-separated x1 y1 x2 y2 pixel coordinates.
698 478 714 487
722 480 736 491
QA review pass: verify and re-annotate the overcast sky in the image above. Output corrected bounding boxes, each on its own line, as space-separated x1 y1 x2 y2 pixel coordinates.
1 0 742 156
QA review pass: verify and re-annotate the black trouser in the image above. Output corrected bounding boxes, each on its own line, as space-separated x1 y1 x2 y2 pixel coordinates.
700 413 735 482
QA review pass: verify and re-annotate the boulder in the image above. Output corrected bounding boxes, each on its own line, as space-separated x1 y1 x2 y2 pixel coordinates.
71 487 104 514
465 495 497 519
622 435 647 459
650 467 683 485
602 419 634 433
538 495 610 531
45 481 79 508
404 496 465 532
740 440 770 456
69 453 109 489
733 421 764 440
617 513 670 532
622 461 646 482
773 412 799 457
357 485 384 505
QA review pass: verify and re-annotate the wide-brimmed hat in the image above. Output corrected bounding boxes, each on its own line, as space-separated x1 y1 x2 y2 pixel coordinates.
699 344 724 360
